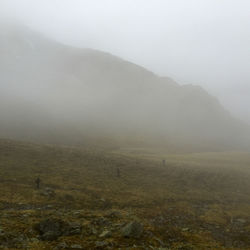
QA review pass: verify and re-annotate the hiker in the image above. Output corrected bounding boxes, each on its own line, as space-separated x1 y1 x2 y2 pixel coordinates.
162 159 166 166
117 167 120 177
35 177 41 189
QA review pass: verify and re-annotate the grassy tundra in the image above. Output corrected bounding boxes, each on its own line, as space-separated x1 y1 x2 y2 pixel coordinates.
0 139 250 249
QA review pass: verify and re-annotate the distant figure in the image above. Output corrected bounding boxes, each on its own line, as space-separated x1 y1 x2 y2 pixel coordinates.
35 177 41 189
162 159 166 166
117 167 120 178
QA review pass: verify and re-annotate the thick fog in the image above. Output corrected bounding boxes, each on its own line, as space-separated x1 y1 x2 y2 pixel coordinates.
1 0 249 123
0 0 250 152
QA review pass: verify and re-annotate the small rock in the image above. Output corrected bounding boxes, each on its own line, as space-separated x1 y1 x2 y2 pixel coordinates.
121 221 143 238
73 211 82 217
42 231 59 241
56 242 68 249
176 244 194 250
95 241 108 247
99 230 112 238
105 210 122 219
70 244 83 249
236 218 246 224
113 223 124 228
40 187 56 198
99 198 112 209
12 235 25 244
64 194 75 201
29 238 39 243
153 237 165 247
92 217 110 226
0 228 4 236
91 227 98 235
64 222 82 236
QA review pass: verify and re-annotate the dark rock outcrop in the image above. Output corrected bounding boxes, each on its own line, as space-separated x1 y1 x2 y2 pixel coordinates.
34 218 81 241
121 221 143 238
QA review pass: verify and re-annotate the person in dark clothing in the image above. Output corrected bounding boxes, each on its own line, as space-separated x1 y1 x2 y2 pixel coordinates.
116 167 120 177
35 177 41 189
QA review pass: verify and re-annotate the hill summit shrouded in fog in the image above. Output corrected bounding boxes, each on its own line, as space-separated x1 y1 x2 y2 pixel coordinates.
0 22 250 151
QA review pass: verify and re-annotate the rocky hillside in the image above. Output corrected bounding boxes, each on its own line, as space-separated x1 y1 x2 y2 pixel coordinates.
0 22 249 151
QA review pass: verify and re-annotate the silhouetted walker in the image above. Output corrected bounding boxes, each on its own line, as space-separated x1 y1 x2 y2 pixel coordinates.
162 159 166 166
116 167 120 178
35 177 41 189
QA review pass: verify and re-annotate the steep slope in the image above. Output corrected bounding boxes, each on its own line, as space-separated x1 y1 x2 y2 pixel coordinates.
0 22 249 151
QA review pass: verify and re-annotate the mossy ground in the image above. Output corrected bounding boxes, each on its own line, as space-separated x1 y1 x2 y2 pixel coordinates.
0 139 250 249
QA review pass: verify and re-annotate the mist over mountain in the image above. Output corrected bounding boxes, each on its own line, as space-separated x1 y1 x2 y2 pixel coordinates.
1 22 250 151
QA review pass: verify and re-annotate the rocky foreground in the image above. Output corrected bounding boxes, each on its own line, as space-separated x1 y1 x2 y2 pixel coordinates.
1 194 250 249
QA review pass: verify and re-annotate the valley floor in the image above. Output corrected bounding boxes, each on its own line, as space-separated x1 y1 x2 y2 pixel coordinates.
0 139 250 249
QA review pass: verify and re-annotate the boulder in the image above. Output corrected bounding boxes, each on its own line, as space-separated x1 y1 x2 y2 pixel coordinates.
34 218 81 241
121 221 143 238
34 218 64 240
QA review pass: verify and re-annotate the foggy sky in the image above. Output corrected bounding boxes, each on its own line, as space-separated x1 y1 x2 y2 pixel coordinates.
1 0 250 122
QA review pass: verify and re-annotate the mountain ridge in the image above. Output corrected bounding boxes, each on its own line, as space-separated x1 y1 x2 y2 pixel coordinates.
0 22 249 152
